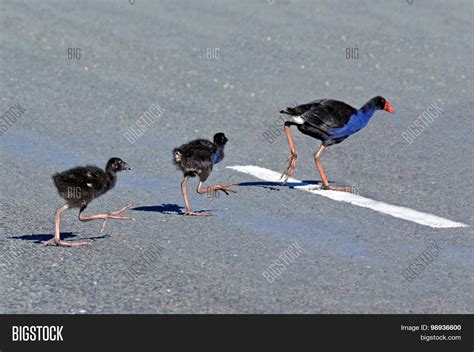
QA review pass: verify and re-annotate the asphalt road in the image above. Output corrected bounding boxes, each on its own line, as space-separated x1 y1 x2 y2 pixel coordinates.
0 0 472 313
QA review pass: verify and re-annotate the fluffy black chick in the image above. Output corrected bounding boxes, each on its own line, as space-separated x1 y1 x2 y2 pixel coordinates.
45 158 134 247
173 133 237 216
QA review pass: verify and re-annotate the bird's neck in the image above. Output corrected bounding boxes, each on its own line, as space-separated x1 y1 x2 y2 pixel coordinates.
104 170 117 191
359 104 376 120
212 145 225 164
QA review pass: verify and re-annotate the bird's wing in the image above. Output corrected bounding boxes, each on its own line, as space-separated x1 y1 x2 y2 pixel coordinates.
83 166 105 191
299 99 357 131
197 139 217 152
61 166 104 191
187 140 217 161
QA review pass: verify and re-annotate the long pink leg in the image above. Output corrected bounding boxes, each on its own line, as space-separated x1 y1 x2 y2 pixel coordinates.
280 123 298 182
180 178 238 217
313 145 352 192
43 204 90 247
78 204 135 233
180 176 212 216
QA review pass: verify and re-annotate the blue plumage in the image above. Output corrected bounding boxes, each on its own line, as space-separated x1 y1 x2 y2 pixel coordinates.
279 96 394 187
329 108 376 139
211 151 223 164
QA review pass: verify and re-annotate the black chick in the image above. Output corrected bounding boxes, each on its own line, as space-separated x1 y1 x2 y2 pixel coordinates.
45 157 134 247
173 132 237 216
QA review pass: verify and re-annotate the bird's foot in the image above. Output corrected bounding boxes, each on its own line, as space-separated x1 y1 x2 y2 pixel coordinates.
280 152 298 183
183 211 215 217
207 183 238 200
100 204 136 233
109 203 135 217
43 238 90 247
309 184 354 192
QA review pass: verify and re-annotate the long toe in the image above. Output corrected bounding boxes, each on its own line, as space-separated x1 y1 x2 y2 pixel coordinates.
322 185 354 192
183 211 215 216
280 163 296 182
107 215 135 220
280 167 290 181
110 205 134 216
308 185 323 191
280 168 292 182
43 239 56 247
219 186 237 194
56 240 90 247
100 214 135 233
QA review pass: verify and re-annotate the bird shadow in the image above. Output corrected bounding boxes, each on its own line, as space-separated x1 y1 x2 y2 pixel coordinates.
300 180 325 186
9 232 110 244
132 203 214 215
236 180 323 190
132 203 185 214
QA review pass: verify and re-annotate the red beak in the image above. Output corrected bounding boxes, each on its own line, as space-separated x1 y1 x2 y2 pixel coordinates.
384 101 394 113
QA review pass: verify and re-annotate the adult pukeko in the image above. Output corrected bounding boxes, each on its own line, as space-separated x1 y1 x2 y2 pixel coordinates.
45 158 134 247
280 96 394 190
173 132 237 216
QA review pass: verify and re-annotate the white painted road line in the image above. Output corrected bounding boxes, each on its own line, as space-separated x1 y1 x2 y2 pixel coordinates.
227 165 469 229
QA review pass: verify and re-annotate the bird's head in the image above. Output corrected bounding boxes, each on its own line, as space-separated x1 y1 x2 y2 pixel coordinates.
106 157 132 172
369 96 394 113
213 132 229 146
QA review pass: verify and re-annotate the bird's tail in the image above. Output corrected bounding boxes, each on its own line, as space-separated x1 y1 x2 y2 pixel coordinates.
280 107 296 115
173 148 182 164
52 173 64 188
280 102 304 116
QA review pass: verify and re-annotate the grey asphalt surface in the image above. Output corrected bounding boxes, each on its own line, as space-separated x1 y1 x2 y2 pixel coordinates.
0 0 472 313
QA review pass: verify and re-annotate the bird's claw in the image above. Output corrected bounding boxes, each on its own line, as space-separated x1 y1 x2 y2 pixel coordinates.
309 184 354 192
280 152 298 182
44 238 90 247
208 183 238 200
100 204 135 233
183 211 215 216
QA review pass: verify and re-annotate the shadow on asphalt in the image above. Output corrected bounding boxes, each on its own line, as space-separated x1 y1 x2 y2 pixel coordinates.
9 233 109 244
236 180 323 190
132 203 185 214
132 204 217 215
